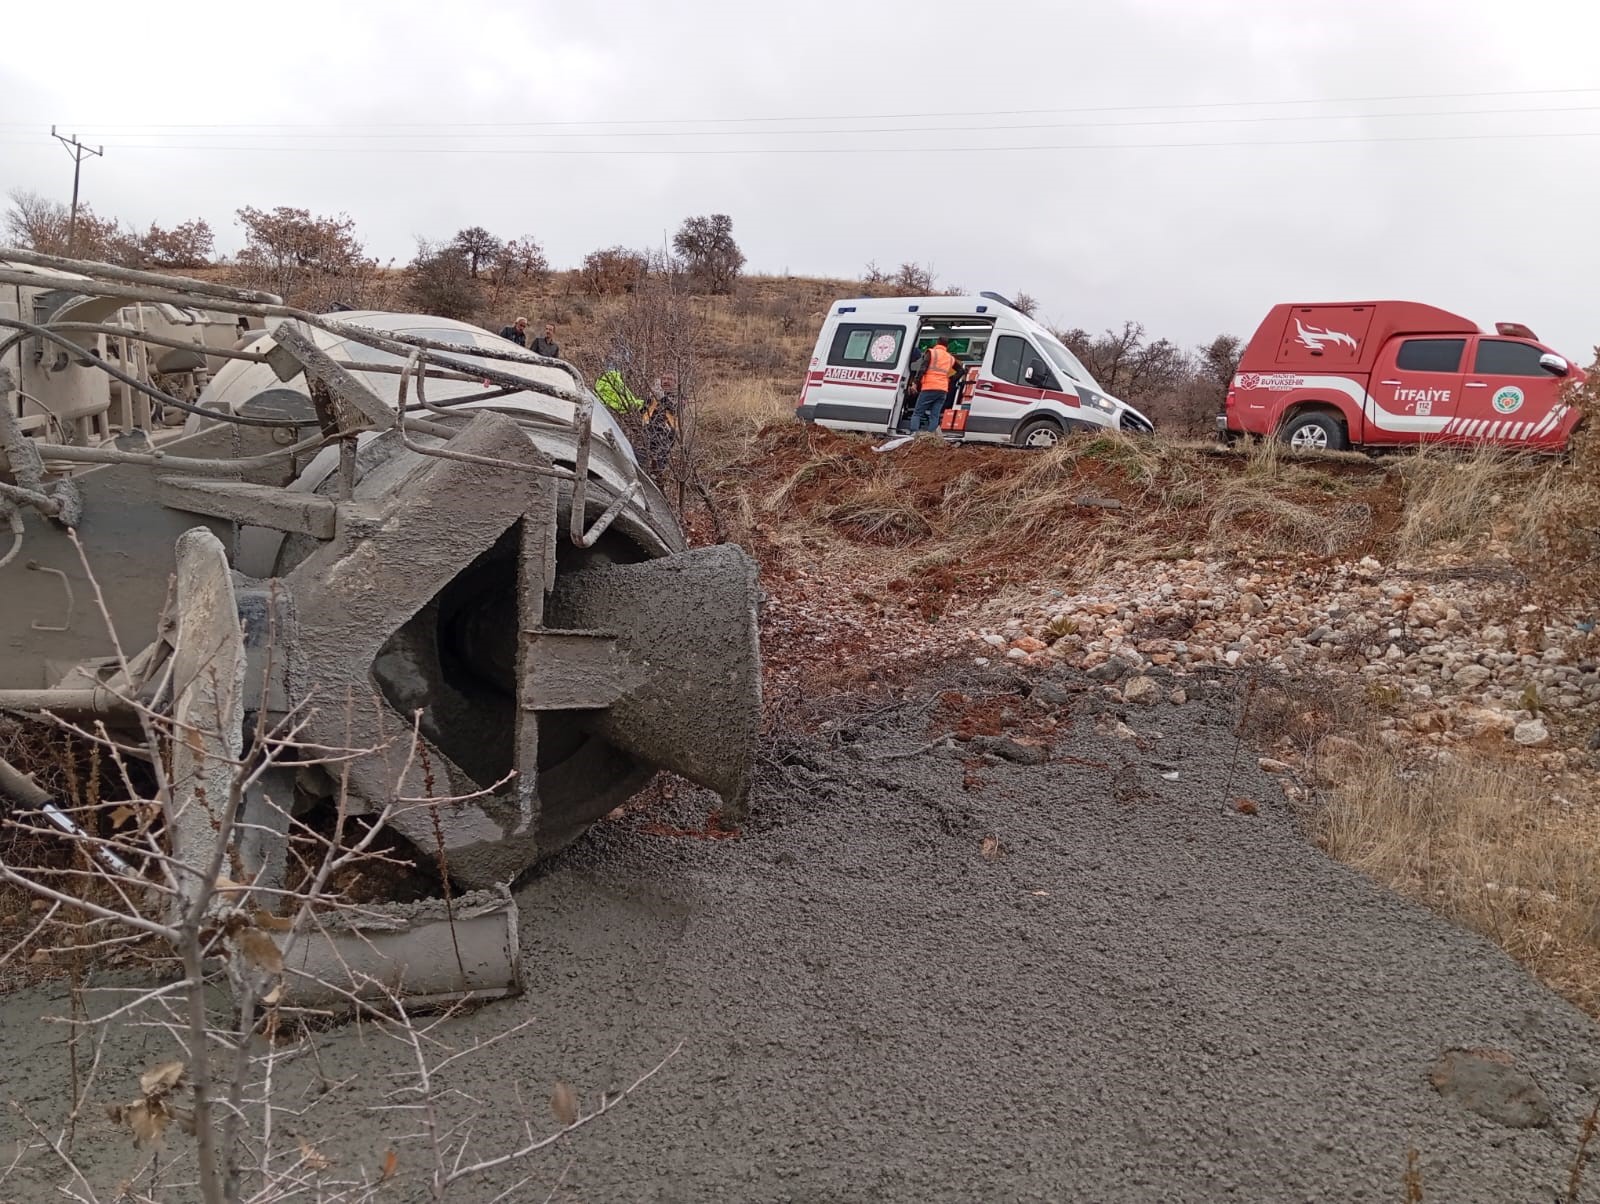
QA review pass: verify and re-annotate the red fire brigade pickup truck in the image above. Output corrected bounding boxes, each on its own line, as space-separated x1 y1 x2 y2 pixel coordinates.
1219 301 1584 452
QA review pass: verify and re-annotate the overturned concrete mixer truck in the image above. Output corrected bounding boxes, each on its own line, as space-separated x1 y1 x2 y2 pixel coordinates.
0 249 760 1005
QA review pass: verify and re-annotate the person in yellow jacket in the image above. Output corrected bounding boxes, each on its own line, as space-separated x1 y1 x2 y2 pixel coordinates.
594 366 644 416
907 337 960 433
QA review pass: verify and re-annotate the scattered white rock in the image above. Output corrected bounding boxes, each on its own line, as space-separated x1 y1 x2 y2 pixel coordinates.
1122 676 1160 706
1513 718 1551 748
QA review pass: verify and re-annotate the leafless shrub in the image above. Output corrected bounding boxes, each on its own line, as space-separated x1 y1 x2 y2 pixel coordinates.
1054 321 1243 436
406 238 480 321
230 206 372 308
765 296 804 335
136 219 215 269
580 246 648 297
1197 334 1243 391
594 255 705 510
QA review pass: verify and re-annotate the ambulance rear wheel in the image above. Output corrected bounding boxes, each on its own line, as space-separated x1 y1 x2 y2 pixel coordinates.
1015 417 1065 449
1279 411 1348 452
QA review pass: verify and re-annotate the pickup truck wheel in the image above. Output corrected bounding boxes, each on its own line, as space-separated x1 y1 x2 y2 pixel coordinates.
1279 411 1348 452
1015 417 1064 449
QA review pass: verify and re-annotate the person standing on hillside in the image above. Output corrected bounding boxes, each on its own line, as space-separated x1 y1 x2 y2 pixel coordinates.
529 322 560 358
499 316 528 347
907 337 960 433
643 370 680 477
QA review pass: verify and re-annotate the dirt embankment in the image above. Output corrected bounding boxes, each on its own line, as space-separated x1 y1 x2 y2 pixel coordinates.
714 425 1404 695
702 425 1600 1017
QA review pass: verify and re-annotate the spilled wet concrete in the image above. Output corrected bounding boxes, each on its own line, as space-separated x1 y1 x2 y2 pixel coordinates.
3 666 1598 1202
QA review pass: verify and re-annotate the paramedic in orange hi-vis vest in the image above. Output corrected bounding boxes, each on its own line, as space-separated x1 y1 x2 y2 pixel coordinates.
908 338 959 433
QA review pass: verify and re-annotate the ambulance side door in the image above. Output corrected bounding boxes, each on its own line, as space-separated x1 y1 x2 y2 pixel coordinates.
965 333 1044 439
808 320 911 431
1461 336 1569 446
1369 336 1464 446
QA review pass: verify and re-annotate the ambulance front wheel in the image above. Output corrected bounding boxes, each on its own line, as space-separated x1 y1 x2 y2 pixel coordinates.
1279 411 1348 453
1014 417 1065 449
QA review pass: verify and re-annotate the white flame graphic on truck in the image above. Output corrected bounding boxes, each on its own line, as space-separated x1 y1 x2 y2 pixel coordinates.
1294 318 1358 352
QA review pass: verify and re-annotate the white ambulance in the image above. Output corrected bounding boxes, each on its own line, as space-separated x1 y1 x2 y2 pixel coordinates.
796 292 1154 446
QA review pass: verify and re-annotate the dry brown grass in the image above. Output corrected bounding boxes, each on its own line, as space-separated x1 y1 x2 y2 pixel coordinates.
729 428 1402 586
690 379 794 472
822 481 934 543
1314 743 1600 1014
1207 481 1373 556
1394 444 1583 561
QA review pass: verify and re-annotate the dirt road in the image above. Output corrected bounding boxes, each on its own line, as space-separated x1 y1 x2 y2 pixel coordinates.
4 666 1599 1202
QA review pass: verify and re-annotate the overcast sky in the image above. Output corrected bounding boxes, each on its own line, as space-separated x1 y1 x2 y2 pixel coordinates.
2 0 1598 356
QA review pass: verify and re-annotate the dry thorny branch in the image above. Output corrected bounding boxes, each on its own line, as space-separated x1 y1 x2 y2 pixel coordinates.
0 542 676 1202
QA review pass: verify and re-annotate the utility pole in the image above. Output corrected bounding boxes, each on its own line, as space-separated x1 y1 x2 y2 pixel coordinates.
50 127 104 253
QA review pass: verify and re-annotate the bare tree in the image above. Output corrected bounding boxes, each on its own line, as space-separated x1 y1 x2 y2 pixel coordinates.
450 226 503 280
672 214 745 295
1011 291 1040 318
1056 320 1233 432
406 238 480 320
4 190 136 264
892 263 936 295
1198 333 1244 390
5 189 73 251
495 235 549 282
485 236 551 311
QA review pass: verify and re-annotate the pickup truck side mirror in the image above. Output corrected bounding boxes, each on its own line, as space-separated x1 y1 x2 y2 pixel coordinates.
1539 352 1570 377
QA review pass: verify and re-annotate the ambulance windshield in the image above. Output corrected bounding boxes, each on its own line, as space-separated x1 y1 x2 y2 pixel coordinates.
1038 334 1097 389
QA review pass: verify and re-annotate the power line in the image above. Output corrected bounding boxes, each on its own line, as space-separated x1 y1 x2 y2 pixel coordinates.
11 84 1600 131
50 127 103 253
25 127 1597 157
33 102 1600 143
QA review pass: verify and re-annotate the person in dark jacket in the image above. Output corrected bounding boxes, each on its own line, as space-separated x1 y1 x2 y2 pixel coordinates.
644 371 680 476
529 322 560 358
499 317 528 346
